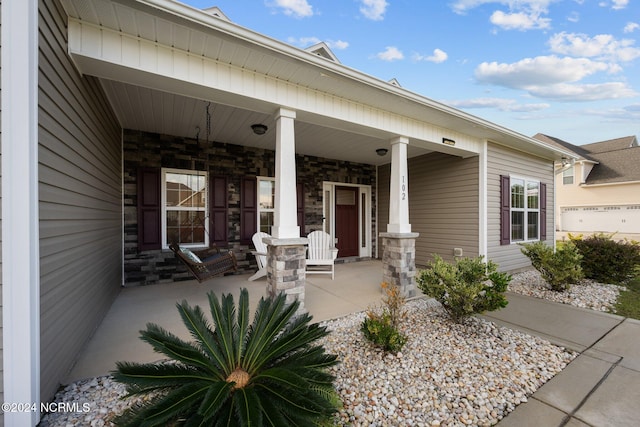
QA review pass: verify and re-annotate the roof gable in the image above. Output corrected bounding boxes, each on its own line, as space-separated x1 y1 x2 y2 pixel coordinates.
532 133 593 160
536 133 640 184
305 42 341 63
582 136 638 154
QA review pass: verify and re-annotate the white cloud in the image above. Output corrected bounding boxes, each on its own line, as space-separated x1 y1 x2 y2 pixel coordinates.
599 0 629 9
490 10 551 30
329 40 350 50
549 32 640 62
612 0 629 9
360 0 388 21
474 56 635 101
413 48 448 63
531 82 637 101
446 97 550 112
567 11 580 23
475 56 616 88
450 0 554 31
376 46 404 61
270 0 313 18
288 37 349 50
624 22 640 33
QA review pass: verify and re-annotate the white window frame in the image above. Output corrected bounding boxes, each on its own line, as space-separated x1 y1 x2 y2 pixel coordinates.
510 176 540 243
257 176 276 235
161 168 208 249
562 166 574 185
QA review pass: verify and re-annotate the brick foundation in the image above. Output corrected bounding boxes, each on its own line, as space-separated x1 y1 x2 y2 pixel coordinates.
264 238 308 315
380 232 419 297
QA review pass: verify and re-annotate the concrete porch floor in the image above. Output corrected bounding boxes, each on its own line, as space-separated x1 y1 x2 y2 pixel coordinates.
65 260 393 384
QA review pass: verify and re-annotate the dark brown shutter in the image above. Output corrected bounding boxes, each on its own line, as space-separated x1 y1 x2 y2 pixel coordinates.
297 182 305 236
540 182 547 241
500 175 511 246
210 175 228 246
240 177 257 244
137 167 161 251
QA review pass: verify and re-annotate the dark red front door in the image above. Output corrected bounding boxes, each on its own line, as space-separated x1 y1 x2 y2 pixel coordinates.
335 186 358 257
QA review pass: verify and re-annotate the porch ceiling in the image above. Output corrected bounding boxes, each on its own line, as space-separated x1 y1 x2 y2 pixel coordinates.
101 80 430 166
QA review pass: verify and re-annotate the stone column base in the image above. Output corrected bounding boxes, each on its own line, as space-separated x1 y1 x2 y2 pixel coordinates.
380 232 419 298
263 237 308 315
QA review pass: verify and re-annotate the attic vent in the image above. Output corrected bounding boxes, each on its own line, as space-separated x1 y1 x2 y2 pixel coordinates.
203 7 230 21
388 78 401 87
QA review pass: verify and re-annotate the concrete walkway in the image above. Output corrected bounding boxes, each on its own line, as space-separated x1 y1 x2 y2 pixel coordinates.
484 293 640 427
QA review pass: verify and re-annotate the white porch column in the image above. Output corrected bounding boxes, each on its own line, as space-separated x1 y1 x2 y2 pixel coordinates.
380 136 418 297
265 107 306 314
387 136 411 233
2 0 41 425
272 107 300 239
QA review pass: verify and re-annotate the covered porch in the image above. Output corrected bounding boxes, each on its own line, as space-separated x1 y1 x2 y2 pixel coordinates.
65 260 423 384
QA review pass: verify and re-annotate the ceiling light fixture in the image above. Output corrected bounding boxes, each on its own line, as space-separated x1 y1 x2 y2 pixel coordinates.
376 148 388 156
251 124 268 135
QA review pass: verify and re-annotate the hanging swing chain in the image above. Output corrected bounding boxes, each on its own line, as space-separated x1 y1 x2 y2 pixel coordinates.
205 101 212 144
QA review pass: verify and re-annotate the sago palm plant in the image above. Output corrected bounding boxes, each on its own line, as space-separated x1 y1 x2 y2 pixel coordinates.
112 288 339 426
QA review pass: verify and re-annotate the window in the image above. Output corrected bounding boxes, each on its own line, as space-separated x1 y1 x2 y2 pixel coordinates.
510 177 539 242
258 177 275 235
562 166 574 185
162 168 208 248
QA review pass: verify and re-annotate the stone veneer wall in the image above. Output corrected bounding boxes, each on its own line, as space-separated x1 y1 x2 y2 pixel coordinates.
123 129 377 286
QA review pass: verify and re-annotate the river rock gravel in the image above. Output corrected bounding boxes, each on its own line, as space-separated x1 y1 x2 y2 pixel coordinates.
508 269 624 312
39 298 577 427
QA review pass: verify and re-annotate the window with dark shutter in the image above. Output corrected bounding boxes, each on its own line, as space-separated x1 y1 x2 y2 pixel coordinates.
540 182 547 241
500 175 510 246
210 175 228 246
137 167 161 251
240 177 257 244
297 182 305 236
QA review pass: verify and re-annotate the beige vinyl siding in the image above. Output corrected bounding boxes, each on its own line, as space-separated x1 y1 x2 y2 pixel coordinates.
38 0 122 403
378 151 479 267
487 142 554 272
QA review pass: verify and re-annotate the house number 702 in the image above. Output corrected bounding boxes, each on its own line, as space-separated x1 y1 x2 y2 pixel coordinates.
402 176 406 200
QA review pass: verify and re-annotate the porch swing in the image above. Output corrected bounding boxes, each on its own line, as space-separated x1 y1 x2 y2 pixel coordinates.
170 242 238 283
169 214 238 283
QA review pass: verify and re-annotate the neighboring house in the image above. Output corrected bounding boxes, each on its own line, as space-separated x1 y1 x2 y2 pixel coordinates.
534 134 640 240
1 0 573 424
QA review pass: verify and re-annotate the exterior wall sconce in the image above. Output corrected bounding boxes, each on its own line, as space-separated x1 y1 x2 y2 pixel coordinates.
376 148 388 156
251 124 268 135
442 138 455 146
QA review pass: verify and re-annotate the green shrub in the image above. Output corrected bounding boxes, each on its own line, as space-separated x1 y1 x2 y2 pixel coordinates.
520 241 583 291
570 233 640 285
361 283 407 353
113 288 339 426
416 255 510 323
361 312 407 353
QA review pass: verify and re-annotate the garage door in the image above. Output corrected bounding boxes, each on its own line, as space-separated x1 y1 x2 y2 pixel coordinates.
561 205 640 233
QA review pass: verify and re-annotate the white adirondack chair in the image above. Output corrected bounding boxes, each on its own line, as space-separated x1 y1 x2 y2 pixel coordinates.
306 230 339 280
248 232 270 281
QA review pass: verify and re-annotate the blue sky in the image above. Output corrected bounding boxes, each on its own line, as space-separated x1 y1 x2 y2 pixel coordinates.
181 0 639 145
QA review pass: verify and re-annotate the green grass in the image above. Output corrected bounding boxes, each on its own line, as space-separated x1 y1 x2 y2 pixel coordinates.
613 275 640 320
